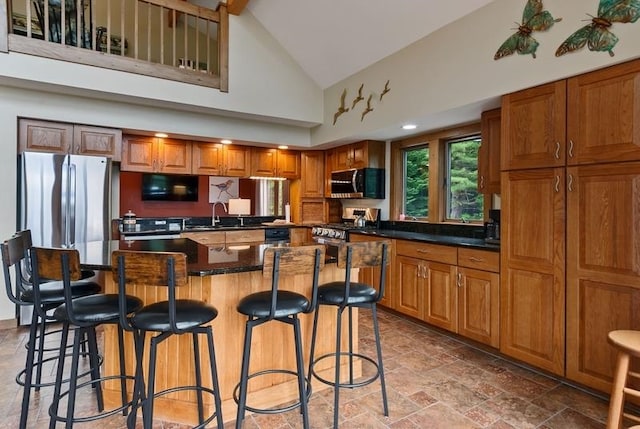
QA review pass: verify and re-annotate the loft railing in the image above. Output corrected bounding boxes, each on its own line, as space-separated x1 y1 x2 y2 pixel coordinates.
3 0 228 91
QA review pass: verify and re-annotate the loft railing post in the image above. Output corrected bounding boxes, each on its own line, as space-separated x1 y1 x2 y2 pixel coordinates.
1 0 8 52
218 2 228 92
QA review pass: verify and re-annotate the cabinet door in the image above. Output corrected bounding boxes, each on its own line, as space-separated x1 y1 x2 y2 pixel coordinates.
73 125 122 160
567 59 640 165
501 81 566 170
121 135 155 172
458 267 500 348
19 119 73 154
157 138 192 174
251 148 277 177
500 168 565 375
301 151 325 197
350 234 394 309
424 262 457 332
566 162 640 392
277 150 300 178
479 108 501 194
350 141 368 169
224 145 251 177
192 142 224 175
395 255 423 319
325 150 335 197
334 145 353 170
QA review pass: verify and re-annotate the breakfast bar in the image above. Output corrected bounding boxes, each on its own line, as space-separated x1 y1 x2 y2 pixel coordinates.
79 238 356 426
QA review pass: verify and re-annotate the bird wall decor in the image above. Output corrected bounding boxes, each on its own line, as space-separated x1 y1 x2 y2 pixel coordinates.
352 84 364 109
361 94 374 122
555 0 640 57
379 80 390 101
494 0 561 60
333 88 350 125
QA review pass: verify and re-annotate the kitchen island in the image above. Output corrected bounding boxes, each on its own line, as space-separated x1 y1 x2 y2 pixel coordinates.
79 238 356 426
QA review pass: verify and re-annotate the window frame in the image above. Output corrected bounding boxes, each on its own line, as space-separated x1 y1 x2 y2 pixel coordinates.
443 134 483 223
391 122 488 224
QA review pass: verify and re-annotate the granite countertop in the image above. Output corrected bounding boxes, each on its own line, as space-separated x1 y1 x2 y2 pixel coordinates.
77 238 333 276
349 229 500 252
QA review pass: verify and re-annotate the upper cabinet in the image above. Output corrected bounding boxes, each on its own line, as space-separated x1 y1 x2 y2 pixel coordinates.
330 140 385 171
250 148 300 179
300 151 325 198
501 81 566 171
19 119 122 160
501 59 640 171
121 135 192 174
192 143 250 177
478 109 501 194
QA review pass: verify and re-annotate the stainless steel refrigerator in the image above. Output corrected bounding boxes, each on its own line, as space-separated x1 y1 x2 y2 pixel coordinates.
18 151 111 324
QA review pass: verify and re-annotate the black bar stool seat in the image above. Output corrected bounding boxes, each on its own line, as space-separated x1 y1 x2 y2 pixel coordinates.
313 281 377 305
133 299 217 331
54 294 143 324
238 290 311 318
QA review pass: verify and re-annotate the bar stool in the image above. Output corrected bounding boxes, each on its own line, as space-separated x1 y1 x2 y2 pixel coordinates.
31 246 143 429
112 250 224 429
309 240 390 429
1 231 101 429
234 245 325 429
606 330 640 428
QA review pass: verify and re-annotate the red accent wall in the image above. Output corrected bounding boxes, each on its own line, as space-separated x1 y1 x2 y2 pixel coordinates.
119 172 256 218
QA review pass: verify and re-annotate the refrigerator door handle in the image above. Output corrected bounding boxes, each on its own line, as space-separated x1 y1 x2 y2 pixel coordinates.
69 162 77 247
61 159 69 247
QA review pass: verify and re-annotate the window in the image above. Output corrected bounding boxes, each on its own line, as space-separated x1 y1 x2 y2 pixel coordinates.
392 123 486 224
445 136 483 222
403 146 429 218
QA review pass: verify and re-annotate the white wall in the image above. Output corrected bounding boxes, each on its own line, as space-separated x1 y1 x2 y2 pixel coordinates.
313 0 640 144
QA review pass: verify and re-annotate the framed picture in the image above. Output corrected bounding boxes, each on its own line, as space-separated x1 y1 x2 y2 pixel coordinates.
12 13 43 37
96 26 127 55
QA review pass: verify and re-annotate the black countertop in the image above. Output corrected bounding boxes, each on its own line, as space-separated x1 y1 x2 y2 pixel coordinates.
77 239 331 276
349 229 500 252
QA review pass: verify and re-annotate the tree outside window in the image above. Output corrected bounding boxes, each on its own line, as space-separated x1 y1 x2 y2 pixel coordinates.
446 137 483 221
403 146 429 218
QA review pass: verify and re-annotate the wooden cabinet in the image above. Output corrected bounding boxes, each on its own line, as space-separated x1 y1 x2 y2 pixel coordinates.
300 151 325 197
500 168 565 375
349 234 394 309
330 140 385 171
395 240 458 332
180 229 265 244
478 108 501 194
565 162 640 392
567 59 640 165
192 143 250 176
458 248 500 348
251 148 300 178
501 81 566 171
121 135 192 174
19 119 122 160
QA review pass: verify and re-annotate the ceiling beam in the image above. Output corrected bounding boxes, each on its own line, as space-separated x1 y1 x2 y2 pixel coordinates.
227 0 249 15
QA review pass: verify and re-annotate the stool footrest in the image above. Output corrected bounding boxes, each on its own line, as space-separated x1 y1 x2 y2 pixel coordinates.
624 412 640 423
623 387 640 399
311 352 380 389
233 369 312 415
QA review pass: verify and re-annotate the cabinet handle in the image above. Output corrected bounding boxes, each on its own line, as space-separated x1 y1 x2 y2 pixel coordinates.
457 272 462 288
555 142 561 159
417 264 422 279
416 249 431 254
568 174 573 192
479 176 485 189
569 140 574 158
554 175 560 193
422 264 428 278
469 257 484 263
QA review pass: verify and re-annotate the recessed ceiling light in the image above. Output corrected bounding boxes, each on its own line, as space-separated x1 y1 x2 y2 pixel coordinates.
278 145 289 150
402 124 417 130
220 139 232 145
155 132 168 138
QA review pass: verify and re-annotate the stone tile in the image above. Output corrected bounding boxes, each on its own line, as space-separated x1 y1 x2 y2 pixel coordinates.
541 384 609 423
407 402 481 428
540 408 606 429
481 393 556 429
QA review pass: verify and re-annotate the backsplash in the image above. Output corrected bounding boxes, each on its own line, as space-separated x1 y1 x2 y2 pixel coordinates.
381 220 485 239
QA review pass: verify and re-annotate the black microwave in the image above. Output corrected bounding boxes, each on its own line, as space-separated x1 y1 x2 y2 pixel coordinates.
330 168 385 199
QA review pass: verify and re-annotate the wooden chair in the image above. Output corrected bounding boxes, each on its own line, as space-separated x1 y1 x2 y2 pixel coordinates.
234 245 325 429
606 330 640 429
112 250 224 429
308 240 390 429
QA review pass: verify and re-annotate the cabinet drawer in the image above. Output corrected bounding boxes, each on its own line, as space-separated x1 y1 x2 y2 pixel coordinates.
458 248 499 273
396 241 457 265
225 229 265 243
181 231 225 245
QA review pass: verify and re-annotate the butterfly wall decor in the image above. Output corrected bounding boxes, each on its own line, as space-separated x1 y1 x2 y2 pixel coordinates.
555 0 640 57
494 0 562 60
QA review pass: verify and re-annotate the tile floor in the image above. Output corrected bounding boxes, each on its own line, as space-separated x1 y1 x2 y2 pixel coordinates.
0 309 617 428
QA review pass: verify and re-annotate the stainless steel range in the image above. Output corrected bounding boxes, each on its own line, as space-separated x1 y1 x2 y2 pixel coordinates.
311 207 380 245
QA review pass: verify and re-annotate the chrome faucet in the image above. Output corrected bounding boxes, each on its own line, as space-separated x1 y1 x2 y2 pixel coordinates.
212 201 228 226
